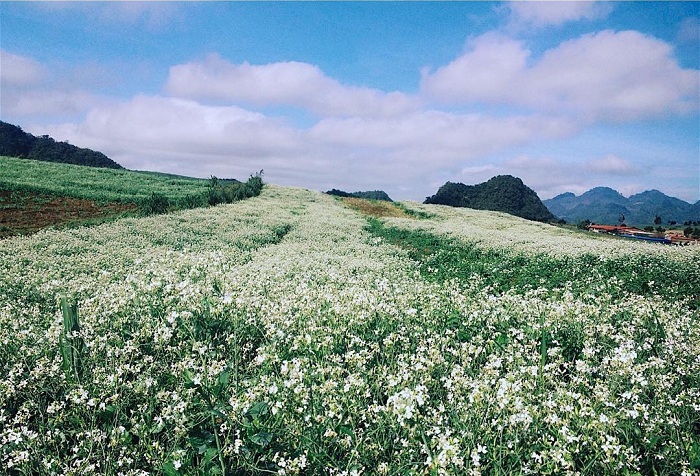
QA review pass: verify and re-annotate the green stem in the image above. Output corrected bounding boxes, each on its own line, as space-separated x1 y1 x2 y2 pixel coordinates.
211 412 226 475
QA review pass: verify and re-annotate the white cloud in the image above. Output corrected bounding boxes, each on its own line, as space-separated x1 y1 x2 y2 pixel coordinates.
507 1 612 28
584 154 640 175
0 50 45 86
3 89 100 118
30 2 182 30
0 50 108 121
455 153 649 200
42 95 303 164
421 30 699 121
166 54 420 117
38 94 583 200
420 33 527 106
309 111 576 166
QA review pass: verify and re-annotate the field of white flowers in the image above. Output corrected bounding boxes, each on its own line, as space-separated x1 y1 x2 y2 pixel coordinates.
1 185 698 475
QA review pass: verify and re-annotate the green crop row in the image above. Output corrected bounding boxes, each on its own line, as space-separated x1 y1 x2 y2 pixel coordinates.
0 155 210 206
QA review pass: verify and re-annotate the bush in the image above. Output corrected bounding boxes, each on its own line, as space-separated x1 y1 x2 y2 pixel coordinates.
176 193 208 210
208 171 264 206
140 192 170 215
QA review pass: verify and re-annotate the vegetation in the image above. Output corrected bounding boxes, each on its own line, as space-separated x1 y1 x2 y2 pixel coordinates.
0 121 123 169
425 175 556 222
0 156 265 234
326 189 393 202
339 196 412 219
208 172 264 206
1 186 698 475
366 217 700 309
0 155 209 205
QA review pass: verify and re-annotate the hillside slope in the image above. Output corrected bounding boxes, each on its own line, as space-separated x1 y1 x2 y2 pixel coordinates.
0 156 262 236
1 186 697 475
424 175 556 222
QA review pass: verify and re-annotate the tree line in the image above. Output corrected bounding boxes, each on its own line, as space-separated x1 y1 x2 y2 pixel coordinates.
0 121 123 169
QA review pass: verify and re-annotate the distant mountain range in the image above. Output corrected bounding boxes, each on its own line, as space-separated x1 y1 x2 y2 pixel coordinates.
0 121 122 169
544 187 700 226
425 175 556 222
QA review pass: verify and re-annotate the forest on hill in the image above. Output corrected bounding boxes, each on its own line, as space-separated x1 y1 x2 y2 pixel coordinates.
326 189 393 202
0 121 122 169
424 175 556 222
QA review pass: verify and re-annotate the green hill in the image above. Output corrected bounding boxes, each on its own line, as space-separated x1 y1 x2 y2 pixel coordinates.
0 155 208 205
0 156 264 236
424 175 556 222
0 121 123 169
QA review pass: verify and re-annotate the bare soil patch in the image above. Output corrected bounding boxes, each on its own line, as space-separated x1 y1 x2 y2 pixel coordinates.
341 197 413 219
0 189 138 238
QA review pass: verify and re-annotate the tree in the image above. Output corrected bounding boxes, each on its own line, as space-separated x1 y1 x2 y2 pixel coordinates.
654 215 662 225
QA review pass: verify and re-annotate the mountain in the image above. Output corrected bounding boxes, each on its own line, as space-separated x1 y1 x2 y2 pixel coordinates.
544 188 700 226
0 121 122 169
326 189 393 202
690 201 700 220
424 175 556 222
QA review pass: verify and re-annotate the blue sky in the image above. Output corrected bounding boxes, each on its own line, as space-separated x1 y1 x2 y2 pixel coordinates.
1 1 698 202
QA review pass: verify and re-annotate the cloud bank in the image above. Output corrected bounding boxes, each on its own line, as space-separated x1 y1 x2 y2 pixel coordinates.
166 54 419 117
507 1 612 28
4 8 698 202
421 30 699 121
0 49 45 86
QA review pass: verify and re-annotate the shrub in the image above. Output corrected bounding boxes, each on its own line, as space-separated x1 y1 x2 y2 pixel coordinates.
176 192 208 210
140 192 170 215
208 171 264 206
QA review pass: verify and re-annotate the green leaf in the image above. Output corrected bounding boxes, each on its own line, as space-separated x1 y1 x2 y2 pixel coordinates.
689 441 700 469
247 401 268 419
203 446 219 465
190 432 215 451
213 369 230 396
217 369 230 387
250 431 273 447
183 370 196 388
162 461 178 476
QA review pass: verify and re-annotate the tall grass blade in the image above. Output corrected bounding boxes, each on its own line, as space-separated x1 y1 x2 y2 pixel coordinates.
59 294 84 382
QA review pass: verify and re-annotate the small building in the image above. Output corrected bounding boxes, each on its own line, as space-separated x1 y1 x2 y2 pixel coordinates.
587 224 671 244
587 224 634 234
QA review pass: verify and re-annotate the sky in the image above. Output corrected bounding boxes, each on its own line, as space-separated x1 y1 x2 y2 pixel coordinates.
1 1 699 203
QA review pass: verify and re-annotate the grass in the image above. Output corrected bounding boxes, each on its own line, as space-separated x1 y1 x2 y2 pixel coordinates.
0 157 265 237
365 217 700 308
0 155 210 205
